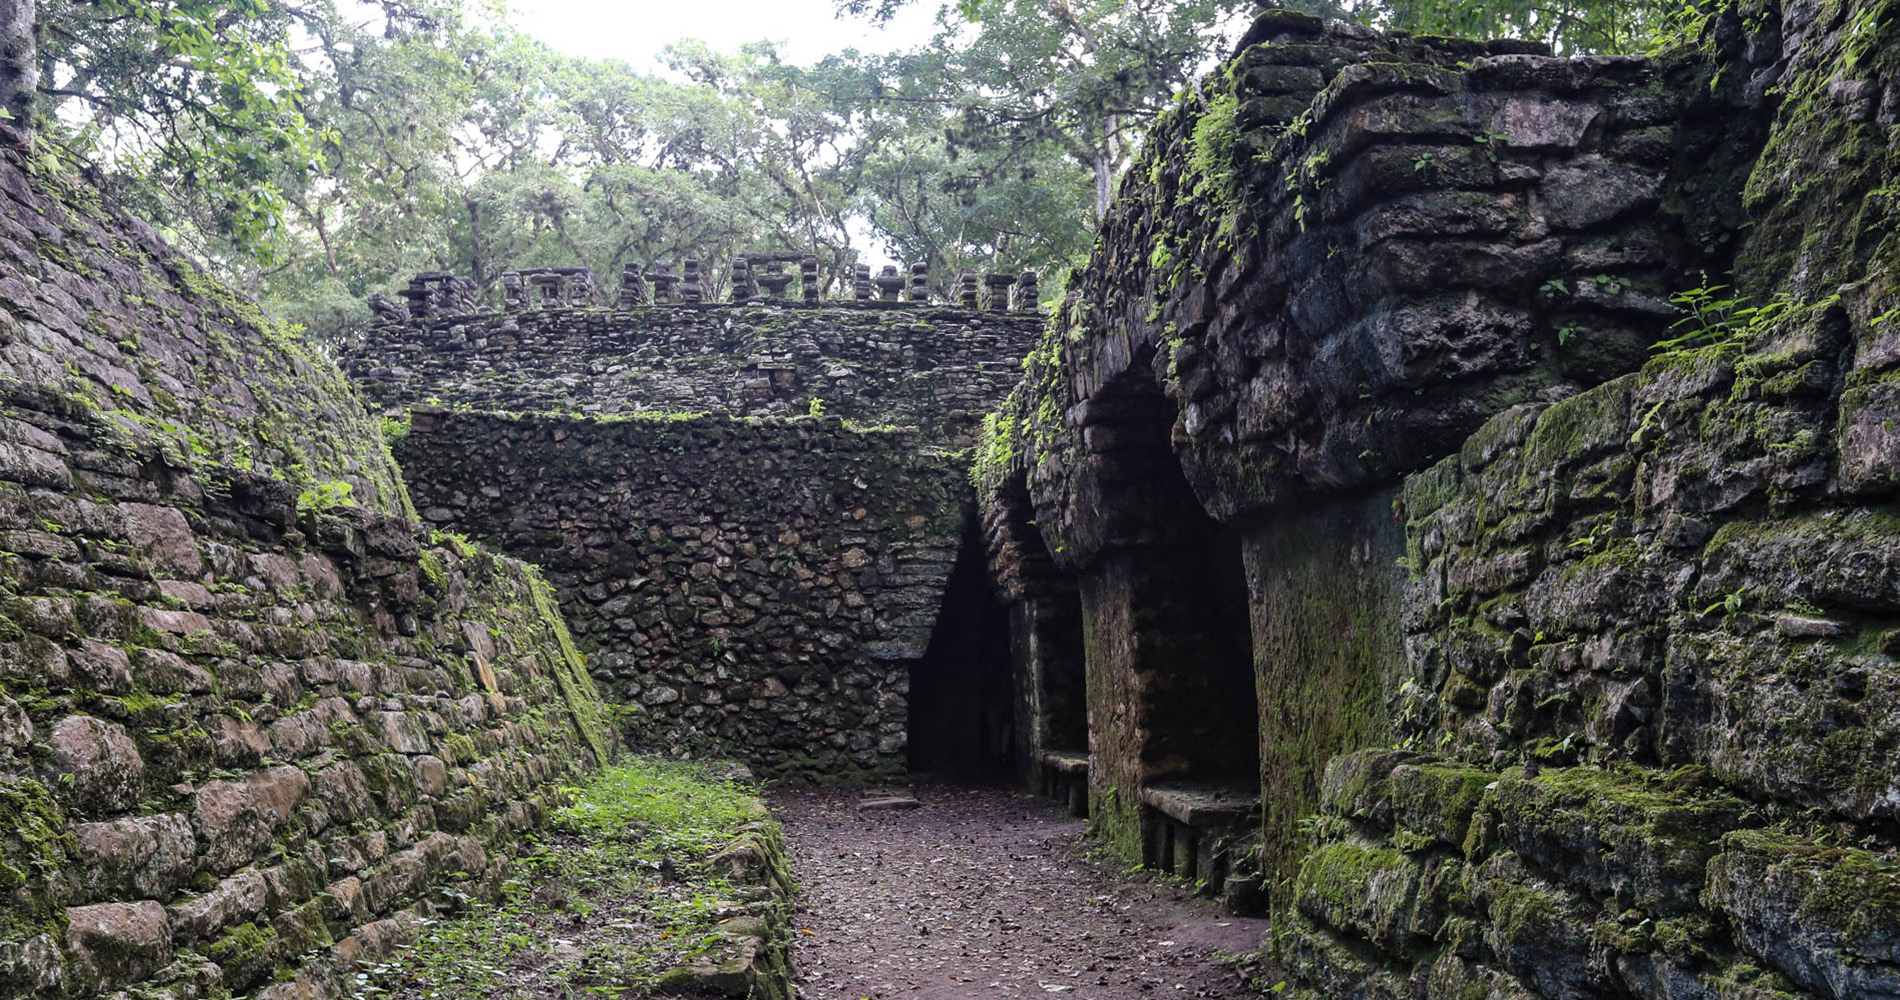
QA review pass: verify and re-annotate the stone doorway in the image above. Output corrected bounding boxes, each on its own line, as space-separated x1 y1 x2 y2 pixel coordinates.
906 518 1014 778
1069 369 1262 894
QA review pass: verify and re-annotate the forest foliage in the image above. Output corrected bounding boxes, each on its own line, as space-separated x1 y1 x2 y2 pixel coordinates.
25 0 1696 344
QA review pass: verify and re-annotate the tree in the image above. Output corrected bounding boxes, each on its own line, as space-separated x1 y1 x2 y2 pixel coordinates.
1331 0 1679 54
1 0 35 134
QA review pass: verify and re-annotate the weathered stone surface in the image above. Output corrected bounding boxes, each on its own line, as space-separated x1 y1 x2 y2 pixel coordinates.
1706 831 1900 999
0 130 611 1000
48 715 144 816
397 409 967 780
343 304 1039 446
64 900 173 994
73 812 197 902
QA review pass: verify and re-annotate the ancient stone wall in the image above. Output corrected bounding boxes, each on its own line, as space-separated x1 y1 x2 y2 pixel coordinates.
976 7 1698 892
344 303 1043 445
393 407 971 781
1275 0 1900 987
977 0 1900 994
0 139 611 998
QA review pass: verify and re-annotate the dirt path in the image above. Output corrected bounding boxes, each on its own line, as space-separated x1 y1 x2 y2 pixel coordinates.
769 784 1270 1000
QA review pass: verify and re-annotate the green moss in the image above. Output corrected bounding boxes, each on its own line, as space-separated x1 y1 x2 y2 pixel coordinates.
205 922 278 990
1256 493 1404 905
0 776 74 941
418 550 448 593
527 573 613 767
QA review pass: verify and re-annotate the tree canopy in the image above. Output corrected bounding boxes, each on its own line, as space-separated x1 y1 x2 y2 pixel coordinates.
21 0 1693 344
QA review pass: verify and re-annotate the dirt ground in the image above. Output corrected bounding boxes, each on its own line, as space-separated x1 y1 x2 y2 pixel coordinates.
769 784 1272 1000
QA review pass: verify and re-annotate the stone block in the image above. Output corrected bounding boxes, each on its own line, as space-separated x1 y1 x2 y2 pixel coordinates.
49 714 144 815
1390 761 1495 849
1706 830 1900 999
73 812 197 902
1294 841 1427 957
1491 767 1744 913
121 502 203 578
65 900 173 994
1834 382 1900 496
1470 853 1606 1000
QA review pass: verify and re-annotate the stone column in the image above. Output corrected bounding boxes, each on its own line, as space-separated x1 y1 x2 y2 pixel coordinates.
758 262 794 300
1013 270 1039 312
618 264 648 307
731 258 756 301
874 265 906 301
983 273 1017 312
645 262 678 304
800 256 821 303
957 271 980 309
908 262 930 302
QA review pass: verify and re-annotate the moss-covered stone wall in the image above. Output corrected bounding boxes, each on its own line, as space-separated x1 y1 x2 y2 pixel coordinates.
1242 489 1407 893
0 136 611 998
1271 0 1900 992
393 407 972 781
972 0 1900 994
344 303 1043 445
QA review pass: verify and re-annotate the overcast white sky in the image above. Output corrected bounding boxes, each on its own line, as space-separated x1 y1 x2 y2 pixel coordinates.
503 0 944 70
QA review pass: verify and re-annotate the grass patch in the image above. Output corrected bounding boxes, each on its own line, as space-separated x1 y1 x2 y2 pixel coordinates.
349 756 770 999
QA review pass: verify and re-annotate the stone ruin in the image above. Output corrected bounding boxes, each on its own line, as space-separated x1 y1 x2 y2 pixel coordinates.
398 271 480 318
7 0 1900 997
500 266 599 311
430 255 1041 313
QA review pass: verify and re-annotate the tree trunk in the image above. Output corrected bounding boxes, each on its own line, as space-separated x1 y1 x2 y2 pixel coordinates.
0 0 35 137
1093 151 1113 220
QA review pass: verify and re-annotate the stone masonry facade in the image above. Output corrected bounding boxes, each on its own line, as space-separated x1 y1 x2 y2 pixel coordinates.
0 138 612 999
347 285 1042 778
974 2 1900 998
394 407 971 780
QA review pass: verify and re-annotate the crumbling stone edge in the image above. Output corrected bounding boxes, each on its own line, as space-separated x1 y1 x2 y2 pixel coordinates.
654 799 798 1000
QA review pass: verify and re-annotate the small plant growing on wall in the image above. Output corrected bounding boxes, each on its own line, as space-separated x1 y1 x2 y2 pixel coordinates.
297 480 355 517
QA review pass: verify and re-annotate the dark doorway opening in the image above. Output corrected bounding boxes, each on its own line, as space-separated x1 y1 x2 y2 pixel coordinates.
908 517 1013 779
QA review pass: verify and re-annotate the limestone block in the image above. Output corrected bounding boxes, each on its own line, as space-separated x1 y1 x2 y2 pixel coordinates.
68 640 132 693
73 812 197 902
1490 767 1744 913
49 714 144 815
120 502 202 577
0 933 63 996
1539 155 1663 229
1294 841 1427 957
64 900 173 994
1834 382 1900 496
167 869 269 943
1707 831 1900 999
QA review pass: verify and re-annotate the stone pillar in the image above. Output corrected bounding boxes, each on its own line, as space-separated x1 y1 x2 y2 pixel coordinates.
874 265 906 302
1013 270 1040 312
446 275 480 314
619 264 648 307
645 262 678 304
731 258 756 301
680 258 704 304
530 272 564 309
501 271 527 312
759 262 794 300
908 261 930 302
957 271 980 309
853 263 873 303
800 256 821 303
982 273 1017 312
564 270 596 308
